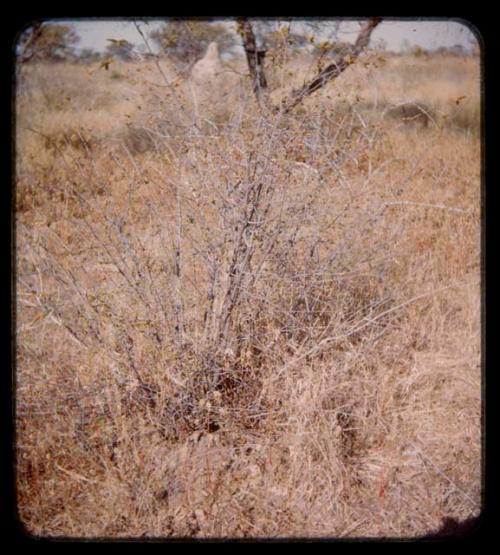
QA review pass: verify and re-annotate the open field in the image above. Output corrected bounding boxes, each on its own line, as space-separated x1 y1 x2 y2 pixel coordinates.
15 49 481 538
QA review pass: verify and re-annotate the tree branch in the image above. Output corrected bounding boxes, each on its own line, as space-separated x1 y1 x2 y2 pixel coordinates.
280 17 382 113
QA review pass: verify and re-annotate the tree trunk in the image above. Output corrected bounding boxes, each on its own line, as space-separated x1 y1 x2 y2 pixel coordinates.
237 19 272 110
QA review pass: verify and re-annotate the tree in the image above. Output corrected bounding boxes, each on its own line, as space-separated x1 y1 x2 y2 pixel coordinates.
237 17 382 113
17 22 79 63
251 19 341 53
77 48 102 64
264 27 310 52
312 40 356 59
149 19 238 64
104 39 136 61
449 44 466 57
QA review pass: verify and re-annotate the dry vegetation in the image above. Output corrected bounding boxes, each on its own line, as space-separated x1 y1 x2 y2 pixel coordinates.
15 46 482 539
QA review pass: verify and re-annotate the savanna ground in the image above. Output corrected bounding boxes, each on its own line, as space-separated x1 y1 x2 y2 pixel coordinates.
15 43 482 539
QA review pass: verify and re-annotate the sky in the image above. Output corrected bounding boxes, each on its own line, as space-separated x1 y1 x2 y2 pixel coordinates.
53 18 480 55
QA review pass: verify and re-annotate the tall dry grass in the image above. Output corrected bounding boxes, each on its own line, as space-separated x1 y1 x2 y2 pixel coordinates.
15 47 481 538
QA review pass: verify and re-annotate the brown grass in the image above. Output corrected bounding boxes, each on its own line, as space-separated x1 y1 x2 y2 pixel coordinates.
15 48 481 539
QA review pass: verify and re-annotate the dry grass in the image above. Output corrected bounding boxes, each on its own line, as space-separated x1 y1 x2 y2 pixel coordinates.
15 48 481 539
